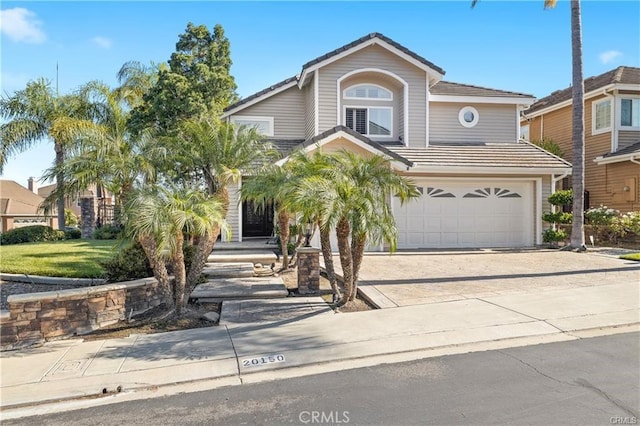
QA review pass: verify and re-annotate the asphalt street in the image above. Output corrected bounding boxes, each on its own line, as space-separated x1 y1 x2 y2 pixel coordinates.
4 332 639 425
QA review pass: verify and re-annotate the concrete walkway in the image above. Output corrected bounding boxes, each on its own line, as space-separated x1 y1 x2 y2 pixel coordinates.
1 279 638 414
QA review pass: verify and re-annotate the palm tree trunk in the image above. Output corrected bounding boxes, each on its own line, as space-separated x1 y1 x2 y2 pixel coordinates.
569 0 586 250
173 232 187 316
185 186 229 289
55 142 66 230
350 233 367 301
139 234 174 310
185 229 216 294
277 210 290 270
336 217 353 307
320 226 341 299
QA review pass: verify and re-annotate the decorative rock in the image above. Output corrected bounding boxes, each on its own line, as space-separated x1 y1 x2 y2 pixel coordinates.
202 312 220 323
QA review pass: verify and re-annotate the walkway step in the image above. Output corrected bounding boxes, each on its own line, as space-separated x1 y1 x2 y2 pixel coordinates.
207 251 278 265
202 263 254 279
220 297 333 325
190 277 288 302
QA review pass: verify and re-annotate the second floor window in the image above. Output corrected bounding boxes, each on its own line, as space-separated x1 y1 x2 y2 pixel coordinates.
621 98 640 128
344 84 392 100
345 107 392 136
230 116 274 136
593 99 612 133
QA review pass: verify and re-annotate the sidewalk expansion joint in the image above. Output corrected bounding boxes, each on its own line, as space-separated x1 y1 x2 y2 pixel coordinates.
225 325 243 384
475 297 565 334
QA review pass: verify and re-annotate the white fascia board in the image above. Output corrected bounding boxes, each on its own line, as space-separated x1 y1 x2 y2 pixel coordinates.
523 84 619 119
429 94 535 105
221 80 299 118
299 38 444 88
593 153 640 165
407 165 573 175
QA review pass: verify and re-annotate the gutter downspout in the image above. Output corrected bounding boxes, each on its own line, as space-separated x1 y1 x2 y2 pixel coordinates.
630 155 640 166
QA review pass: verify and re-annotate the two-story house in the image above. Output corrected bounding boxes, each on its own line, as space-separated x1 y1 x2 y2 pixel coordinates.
521 66 640 213
222 33 571 249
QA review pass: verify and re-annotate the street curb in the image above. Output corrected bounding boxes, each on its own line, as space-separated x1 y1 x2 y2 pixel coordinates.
2 323 637 419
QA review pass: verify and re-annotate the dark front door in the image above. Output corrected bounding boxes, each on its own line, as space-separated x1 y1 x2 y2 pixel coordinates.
242 200 274 237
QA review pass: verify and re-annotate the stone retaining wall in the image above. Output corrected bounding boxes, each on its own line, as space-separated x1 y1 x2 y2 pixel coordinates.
0 278 165 350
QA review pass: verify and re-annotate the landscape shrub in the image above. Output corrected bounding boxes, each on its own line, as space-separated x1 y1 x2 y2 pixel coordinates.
542 211 573 224
548 189 573 207
101 241 153 282
542 228 568 243
0 225 65 245
64 228 82 239
65 209 78 227
93 224 122 240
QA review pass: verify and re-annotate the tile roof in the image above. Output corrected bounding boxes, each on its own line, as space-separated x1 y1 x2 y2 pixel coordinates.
603 140 640 158
0 180 46 215
526 66 640 115
269 139 305 156
301 32 446 76
430 81 533 98
387 141 572 170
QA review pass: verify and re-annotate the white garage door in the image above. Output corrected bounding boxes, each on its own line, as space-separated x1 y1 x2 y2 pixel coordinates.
393 180 534 249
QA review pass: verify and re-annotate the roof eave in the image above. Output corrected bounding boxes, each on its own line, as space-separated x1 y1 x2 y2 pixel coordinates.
407 165 573 175
429 94 535 105
594 153 640 165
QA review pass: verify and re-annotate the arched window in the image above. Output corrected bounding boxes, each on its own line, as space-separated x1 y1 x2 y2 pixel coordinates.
344 84 392 100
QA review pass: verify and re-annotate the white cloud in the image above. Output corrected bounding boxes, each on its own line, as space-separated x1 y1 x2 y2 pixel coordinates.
91 36 112 49
599 50 623 65
0 8 46 44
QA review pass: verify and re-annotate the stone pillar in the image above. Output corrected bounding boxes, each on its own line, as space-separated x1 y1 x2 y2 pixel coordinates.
297 247 320 295
80 197 97 238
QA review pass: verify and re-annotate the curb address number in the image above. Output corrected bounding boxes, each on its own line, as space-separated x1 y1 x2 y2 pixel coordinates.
242 354 286 367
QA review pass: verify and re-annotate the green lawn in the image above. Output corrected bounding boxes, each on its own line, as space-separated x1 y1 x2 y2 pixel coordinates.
0 240 118 278
620 253 640 262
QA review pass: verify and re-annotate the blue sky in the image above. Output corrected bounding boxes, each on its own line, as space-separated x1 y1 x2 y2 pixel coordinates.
1 1 639 187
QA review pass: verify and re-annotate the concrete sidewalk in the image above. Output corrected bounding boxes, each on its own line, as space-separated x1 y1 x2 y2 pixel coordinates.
1 281 638 414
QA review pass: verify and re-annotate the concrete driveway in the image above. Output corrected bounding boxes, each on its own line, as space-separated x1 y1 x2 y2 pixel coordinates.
355 248 640 308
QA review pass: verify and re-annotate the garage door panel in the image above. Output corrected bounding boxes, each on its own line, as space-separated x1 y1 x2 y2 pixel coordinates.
393 180 533 249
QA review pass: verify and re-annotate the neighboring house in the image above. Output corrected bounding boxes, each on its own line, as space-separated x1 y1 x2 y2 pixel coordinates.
37 181 115 225
521 66 640 212
222 33 571 249
0 180 57 232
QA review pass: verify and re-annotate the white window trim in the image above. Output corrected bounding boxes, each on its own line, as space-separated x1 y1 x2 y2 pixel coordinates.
343 105 394 138
458 106 479 128
230 115 274 137
336 68 409 146
343 83 393 101
618 95 640 130
592 98 612 136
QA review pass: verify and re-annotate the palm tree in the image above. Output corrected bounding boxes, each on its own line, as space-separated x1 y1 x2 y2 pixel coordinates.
171 118 279 288
116 60 166 109
329 152 419 303
0 78 94 229
42 82 163 209
285 151 343 299
292 151 418 306
123 185 227 315
472 0 586 249
240 163 297 271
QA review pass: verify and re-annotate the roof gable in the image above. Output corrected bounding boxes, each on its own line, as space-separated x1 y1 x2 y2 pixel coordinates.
299 33 445 87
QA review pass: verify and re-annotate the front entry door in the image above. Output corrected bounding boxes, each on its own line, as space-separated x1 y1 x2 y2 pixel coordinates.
242 200 274 237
